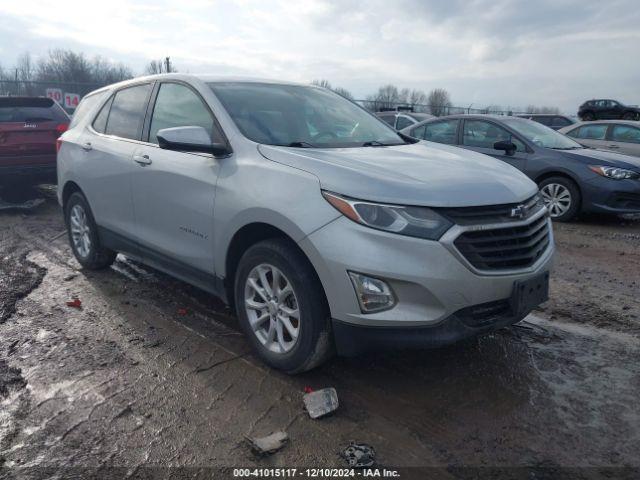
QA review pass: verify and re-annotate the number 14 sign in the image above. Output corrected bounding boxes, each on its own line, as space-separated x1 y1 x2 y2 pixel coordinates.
64 93 80 109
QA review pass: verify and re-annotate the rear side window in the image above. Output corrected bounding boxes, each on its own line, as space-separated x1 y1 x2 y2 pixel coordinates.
104 84 152 140
574 124 607 140
0 97 69 123
148 83 217 144
551 116 572 127
611 125 640 144
69 92 107 129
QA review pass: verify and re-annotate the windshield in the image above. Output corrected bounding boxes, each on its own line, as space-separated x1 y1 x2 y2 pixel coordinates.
501 117 583 150
209 82 405 148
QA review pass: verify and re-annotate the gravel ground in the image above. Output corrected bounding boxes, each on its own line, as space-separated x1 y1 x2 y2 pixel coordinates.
0 185 639 479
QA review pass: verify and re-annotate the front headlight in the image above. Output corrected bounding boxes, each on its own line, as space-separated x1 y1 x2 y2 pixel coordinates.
322 191 453 240
589 165 640 180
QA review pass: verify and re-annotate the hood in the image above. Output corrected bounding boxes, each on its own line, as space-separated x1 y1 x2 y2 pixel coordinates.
258 141 538 207
560 148 640 171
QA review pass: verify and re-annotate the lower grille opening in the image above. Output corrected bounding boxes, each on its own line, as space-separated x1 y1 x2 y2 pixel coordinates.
456 300 512 328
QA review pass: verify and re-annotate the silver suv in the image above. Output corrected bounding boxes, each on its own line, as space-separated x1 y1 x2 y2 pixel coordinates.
58 74 554 373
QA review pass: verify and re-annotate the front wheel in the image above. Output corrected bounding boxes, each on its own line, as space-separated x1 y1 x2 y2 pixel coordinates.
539 177 581 222
234 239 332 373
581 112 595 121
65 192 116 269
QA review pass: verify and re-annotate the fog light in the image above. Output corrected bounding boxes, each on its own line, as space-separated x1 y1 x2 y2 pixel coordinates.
348 272 396 313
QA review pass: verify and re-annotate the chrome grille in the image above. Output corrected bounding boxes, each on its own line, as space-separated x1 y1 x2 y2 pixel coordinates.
453 213 551 271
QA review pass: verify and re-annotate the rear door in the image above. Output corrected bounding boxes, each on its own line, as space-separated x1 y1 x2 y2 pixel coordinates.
460 119 530 171
609 124 640 157
130 81 226 274
78 83 153 241
0 97 69 166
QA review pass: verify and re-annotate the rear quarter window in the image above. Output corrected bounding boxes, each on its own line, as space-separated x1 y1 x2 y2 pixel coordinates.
69 92 108 129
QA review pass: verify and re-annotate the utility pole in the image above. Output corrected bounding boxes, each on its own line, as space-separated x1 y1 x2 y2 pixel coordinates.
165 57 171 73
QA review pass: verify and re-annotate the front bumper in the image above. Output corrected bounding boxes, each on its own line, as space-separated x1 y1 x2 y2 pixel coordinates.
299 212 554 345
582 175 640 214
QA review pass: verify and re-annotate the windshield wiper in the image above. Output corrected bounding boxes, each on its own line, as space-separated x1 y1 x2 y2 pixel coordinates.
286 141 317 148
362 140 391 147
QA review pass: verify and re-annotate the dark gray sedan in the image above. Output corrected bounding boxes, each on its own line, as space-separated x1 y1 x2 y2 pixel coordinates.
402 115 640 221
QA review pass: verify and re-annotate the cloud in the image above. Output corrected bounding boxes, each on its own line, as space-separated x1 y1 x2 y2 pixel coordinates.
0 0 639 111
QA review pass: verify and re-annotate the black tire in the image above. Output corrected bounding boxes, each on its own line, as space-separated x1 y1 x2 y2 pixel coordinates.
538 176 581 222
65 192 116 269
234 238 333 373
581 112 595 121
622 112 636 120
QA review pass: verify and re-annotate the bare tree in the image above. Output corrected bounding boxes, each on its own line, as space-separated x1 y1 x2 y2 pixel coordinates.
311 79 354 100
427 88 452 116
365 84 401 111
91 56 133 84
145 57 177 75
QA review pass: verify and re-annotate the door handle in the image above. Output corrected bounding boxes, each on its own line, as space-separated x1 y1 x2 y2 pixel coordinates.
82 142 92 151
607 144 620 149
133 154 152 166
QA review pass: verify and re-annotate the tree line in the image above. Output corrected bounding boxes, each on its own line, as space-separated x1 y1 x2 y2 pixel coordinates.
0 50 560 115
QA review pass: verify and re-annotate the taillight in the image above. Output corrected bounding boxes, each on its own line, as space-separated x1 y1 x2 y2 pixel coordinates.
56 138 63 153
56 123 68 135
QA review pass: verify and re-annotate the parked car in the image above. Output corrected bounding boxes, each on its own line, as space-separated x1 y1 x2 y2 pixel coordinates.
516 114 575 130
58 75 553 373
578 99 640 121
402 115 640 221
559 120 640 158
375 111 434 130
0 97 70 185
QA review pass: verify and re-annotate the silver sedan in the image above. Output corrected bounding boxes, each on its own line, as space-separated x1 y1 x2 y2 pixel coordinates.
559 120 640 157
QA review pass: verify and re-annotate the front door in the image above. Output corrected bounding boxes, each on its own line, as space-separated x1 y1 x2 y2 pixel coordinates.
131 81 225 275
460 119 530 172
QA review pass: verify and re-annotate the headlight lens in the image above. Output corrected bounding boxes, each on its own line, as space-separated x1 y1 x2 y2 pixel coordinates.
322 191 453 240
589 165 640 180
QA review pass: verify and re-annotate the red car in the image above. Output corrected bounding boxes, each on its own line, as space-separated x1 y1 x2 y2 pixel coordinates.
0 97 70 185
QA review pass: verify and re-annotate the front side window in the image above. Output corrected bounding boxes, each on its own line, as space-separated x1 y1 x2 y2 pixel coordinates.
462 120 524 151
501 117 582 150
611 125 640 144
575 124 608 140
395 116 414 130
209 82 405 148
149 83 218 144
424 119 459 145
105 83 152 140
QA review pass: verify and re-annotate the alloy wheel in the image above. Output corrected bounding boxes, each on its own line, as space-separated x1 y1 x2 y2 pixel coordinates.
244 263 300 354
540 183 572 218
69 204 92 258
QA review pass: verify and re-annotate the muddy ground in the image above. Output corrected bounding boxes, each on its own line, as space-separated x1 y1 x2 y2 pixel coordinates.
0 185 639 479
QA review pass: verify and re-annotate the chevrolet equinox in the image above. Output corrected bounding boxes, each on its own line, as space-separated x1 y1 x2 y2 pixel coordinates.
57 74 554 373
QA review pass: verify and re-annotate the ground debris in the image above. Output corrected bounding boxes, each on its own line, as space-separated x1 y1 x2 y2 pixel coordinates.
245 431 289 455
341 441 376 468
303 387 339 419
66 298 82 309
0 197 45 211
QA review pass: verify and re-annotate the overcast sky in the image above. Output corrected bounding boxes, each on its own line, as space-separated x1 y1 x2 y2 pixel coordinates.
1 0 639 112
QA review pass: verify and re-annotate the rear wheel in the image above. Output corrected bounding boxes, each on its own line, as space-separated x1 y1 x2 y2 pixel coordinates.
539 177 581 222
65 192 116 269
622 112 637 120
234 238 332 373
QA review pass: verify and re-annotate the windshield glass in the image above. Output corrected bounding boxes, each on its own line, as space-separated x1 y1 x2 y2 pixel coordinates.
501 117 583 149
209 82 405 148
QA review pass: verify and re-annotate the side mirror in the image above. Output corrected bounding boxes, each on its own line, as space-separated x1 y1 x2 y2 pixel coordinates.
494 140 517 156
157 126 230 156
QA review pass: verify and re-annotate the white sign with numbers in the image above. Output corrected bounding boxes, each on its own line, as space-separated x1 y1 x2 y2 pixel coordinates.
64 93 80 110
46 88 63 103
